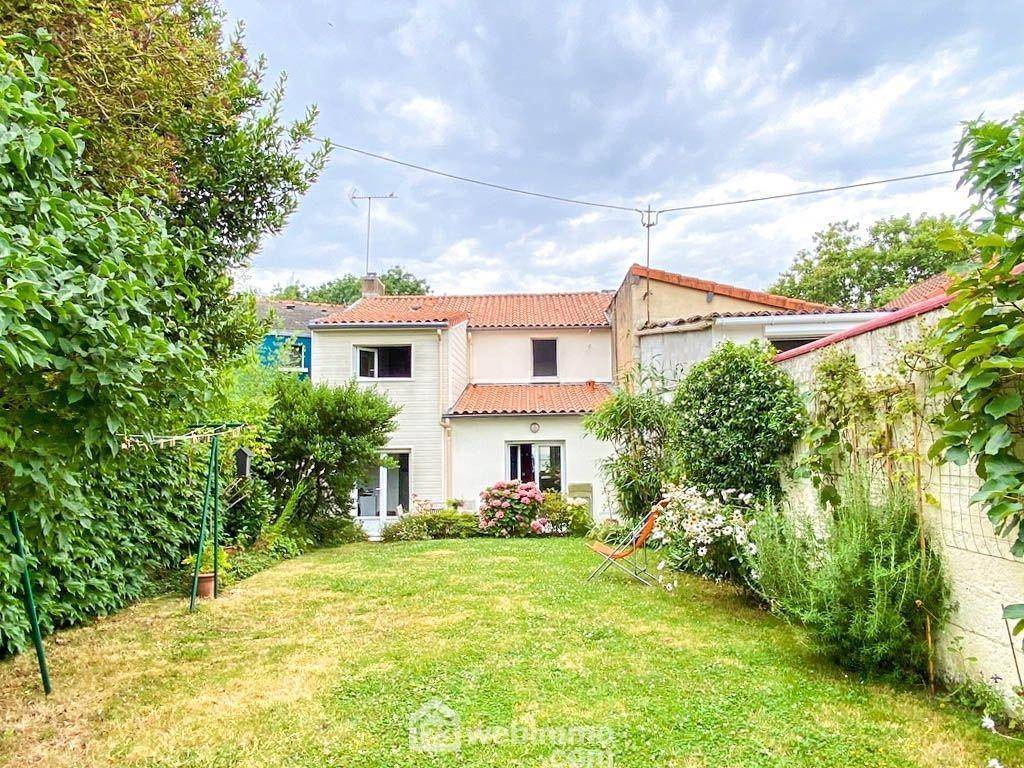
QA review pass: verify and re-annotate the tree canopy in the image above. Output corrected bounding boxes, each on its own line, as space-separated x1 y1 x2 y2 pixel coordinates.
769 215 974 308
270 266 431 304
1 2 330 359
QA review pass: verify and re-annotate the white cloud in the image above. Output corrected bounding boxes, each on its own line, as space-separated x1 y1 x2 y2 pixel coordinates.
392 96 455 144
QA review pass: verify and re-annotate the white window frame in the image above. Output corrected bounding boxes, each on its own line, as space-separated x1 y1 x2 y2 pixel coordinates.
505 440 566 493
359 449 413 517
354 344 414 381
278 341 308 373
531 337 559 380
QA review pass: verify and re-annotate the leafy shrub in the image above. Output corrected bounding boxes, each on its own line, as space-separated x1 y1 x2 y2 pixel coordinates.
382 511 480 541
583 369 677 520
738 497 819 614
223 475 276 545
673 341 806 497
653 486 756 583
298 515 369 547
747 472 950 681
259 377 399 520
540 494 593 536
1 447 203 655
477 480 544 536
182 543 231 575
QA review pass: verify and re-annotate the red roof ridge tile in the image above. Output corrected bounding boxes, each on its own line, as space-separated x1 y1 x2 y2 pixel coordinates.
627 264 830 312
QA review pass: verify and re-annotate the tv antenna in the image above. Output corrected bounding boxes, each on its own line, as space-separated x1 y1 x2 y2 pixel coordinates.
349 188 397 274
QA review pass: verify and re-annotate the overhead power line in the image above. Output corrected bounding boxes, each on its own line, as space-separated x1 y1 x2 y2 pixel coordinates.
331 142 637 212
655 168 959 214
330 141 960 218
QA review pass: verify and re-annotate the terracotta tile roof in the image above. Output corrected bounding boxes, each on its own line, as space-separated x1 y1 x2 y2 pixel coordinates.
628 264 830 312
256 299 347 333
775 262 1024 363
643 306 884 329
883 272 952 309
448 383 613 416
314 292 613 329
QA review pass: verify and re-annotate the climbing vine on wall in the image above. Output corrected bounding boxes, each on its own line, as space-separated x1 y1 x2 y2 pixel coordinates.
801 349 920 508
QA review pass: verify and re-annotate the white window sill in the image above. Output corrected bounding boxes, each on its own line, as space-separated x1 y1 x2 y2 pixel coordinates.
357 377 414 382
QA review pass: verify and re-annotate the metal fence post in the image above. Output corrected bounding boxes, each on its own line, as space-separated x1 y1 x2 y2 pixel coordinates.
7 507 51 694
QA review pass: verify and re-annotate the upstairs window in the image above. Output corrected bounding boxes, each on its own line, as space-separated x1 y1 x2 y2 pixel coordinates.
356 345 412 378
281 342 306 370
532 339 557 378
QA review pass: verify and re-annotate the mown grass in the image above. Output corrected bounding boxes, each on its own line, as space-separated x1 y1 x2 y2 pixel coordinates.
0 538 1019 767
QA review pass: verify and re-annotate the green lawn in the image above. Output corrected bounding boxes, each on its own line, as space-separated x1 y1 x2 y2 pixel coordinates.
0 538 1018 767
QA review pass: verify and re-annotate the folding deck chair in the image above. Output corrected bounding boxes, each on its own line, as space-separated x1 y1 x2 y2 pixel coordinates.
586 504 662 586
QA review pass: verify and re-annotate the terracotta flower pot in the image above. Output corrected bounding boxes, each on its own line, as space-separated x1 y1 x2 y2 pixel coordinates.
196 572 216 599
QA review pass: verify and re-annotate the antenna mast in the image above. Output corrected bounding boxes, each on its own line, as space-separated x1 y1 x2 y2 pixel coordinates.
349 189 397 273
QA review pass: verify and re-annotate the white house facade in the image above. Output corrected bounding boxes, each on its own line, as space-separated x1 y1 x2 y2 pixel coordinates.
309 275 616 538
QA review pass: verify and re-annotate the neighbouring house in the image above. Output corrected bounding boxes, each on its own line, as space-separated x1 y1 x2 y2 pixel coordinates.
610 264 833 379
309 274 616 538
638 307 891 382
256 299 344 378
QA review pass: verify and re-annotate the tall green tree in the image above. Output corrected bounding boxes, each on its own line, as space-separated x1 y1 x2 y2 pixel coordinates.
1 2 330 359
296 266 431 304
770 215 973 307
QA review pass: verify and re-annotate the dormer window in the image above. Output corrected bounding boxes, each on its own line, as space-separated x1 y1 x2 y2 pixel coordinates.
532 339 557 378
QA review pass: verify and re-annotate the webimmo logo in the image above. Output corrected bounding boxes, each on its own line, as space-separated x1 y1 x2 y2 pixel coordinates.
408 697 461 753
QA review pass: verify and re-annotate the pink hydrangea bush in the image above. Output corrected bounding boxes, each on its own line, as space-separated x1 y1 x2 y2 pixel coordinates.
478 480 545 536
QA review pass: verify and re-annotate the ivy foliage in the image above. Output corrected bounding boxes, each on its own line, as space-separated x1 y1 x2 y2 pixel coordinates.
672 341 807 496
930 110 1024 558
0 25 327 654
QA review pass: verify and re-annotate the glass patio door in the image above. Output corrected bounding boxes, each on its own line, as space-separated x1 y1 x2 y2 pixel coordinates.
508 442 564 493
357 452 410 517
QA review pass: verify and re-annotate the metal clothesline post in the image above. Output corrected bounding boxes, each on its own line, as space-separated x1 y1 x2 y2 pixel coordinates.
189 436 219 612
7 506 51 694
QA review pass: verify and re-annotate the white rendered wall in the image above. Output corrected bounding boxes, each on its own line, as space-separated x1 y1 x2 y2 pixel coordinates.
470 328 613 383
448 415 614 521
311 327 446 518
777 311 1024 704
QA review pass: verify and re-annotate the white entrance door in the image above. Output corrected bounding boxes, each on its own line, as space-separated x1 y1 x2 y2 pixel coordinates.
355 451 411 538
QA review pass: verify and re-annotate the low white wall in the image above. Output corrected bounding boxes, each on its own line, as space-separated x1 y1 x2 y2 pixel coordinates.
777 311 1024 701
448 415 614 521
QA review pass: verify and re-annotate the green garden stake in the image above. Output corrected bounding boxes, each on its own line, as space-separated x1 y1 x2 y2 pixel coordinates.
7 507 52 694
212 436 220 599
188 440 218 612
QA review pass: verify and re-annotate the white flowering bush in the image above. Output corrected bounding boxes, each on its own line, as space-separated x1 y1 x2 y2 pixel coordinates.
652 485 756 582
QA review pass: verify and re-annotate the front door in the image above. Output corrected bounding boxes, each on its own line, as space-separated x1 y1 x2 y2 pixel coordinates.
355 451 411 538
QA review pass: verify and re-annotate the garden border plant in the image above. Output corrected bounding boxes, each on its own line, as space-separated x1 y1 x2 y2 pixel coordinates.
673 340 807 497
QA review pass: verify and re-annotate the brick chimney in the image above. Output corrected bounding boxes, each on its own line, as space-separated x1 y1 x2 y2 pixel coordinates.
360 272 386 298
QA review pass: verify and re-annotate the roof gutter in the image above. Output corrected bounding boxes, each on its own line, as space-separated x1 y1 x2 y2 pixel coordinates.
715 311 891 328
444 410 596 418
309 322 450 330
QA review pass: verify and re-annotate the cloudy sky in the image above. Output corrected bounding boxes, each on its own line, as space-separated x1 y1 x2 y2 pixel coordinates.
225 0 1024 296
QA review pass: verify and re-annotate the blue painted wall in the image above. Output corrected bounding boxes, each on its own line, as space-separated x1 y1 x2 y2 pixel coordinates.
260 334 312 379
